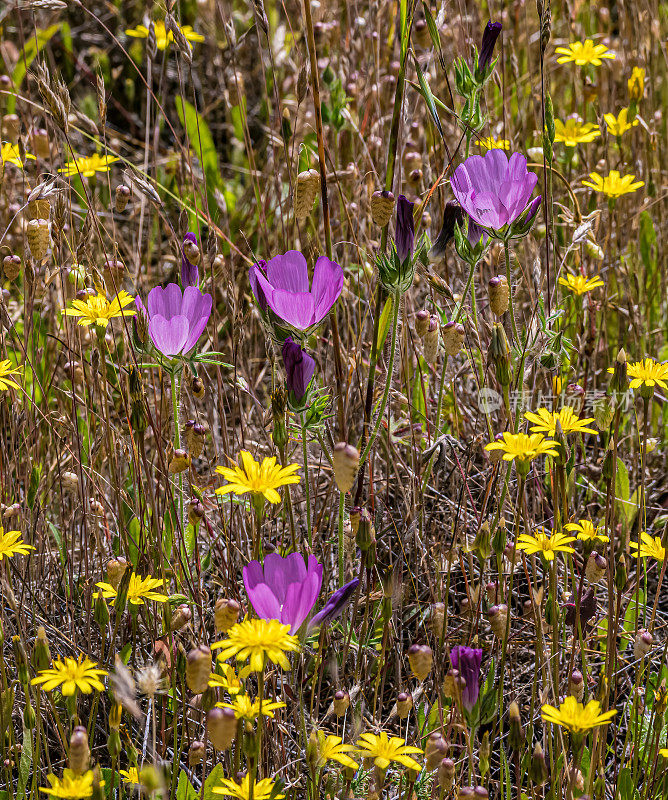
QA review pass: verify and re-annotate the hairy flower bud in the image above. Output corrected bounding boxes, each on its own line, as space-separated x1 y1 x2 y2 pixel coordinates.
488 604 508 638
408 643 433 682
370 190 395 227
207 707 237 751
423 316 440 362
188 741 206 766
214 599 240 632
415 310 431 338
396 691 413 719
425 732 448 771
442 321 465 357
585 551 606 583
332 442 360 493
438 758 455 790
569 670 584 702
294 169 320 220
186 645 211 694
69 727 90 775
488 275 509 316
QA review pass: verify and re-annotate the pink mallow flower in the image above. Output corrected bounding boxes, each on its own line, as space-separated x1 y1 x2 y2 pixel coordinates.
136 283 212 357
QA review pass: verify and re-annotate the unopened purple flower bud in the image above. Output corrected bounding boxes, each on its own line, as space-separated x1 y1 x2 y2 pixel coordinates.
396 194 415 263
282 337 315 401
479 21 502 73
308 578 359 630
429 201 464 262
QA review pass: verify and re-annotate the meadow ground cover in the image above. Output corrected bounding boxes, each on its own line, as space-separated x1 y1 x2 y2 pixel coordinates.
0 0 666 798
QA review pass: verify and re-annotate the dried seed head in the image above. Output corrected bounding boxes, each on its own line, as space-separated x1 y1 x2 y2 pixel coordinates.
332 442 360 493
488 604 509 638
115 185 131 213
442 321 465 357
425 732 448 771
488 275 509 316
3 255 21 281
333 689 350 717
443 668 465 701
169 449 191 474
136 663 166 698
27 196 50 220
370 189 395 227
214 599 240 632
188 741 206 767
191 376 205 399
429 602 446 638
68 727 90 775
61 471 79 491
396 691 413 719
184 420 208 458
170 603 192 632
423 316 440 362
457 788 475 800
106 558 128 590
294 169 320 220
408 643 433 682
2 114 20 142
26 219 50 261
207 707 237 751
415 310 430 338
568 670 584 701
438 758 456 790
585 551 606 583
186 645 211 695
188 499 205 527
634 629 653 659
183 238 201 266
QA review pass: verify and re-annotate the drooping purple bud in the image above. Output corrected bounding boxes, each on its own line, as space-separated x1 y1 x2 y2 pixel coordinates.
181 233 199 288
308 578 359 630
479 21 502 73
396 194 415 263
467 217 488 247
248 259 268 313
282 337 316 401
450 645 483 711
429 201 465 261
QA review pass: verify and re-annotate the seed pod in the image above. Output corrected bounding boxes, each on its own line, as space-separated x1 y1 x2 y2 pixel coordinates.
103 259 125 290
169 449 190 474
188 499 205 527
370 190 395 227
294 169 320 220
443 321 465 357
214 599 240 632
508 701 524 751
188 741 206 767
30 128 50 159
414 18 431 48
106 558 128 590
634 629 653 659
207 707 237 751
585 551 606 583
443 668 464 701
408 643 433 682
403 151 422 173
474 789 488 800
2 114 20 143
170 604 192 632
569 670 584 701
429 602 446 638
530 743 548 785
184 421 207 458
488 604 508 638
115 185 131 212
438 758 455 791
191 376 205 399
333 689 350 717
423 316 440 362
488 276 509 316
61 471 79 491
69 727 90 775
415 310 430 338
186 645 211 694
26 219 50 261
425 732 448 771
332 442 360 493
33 627 51 671
396 691 413 719
3 503 21 521
27 197 50 219
458 788 475 800
183 238 201 268
3 255 21 281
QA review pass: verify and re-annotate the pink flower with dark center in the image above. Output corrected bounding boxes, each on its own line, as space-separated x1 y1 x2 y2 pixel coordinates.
136 283 212 357
451 150 540 232
249 250 343 330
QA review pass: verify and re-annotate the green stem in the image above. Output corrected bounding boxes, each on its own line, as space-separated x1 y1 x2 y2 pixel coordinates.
504 239 519 343
338 491 345 585
301 413 312 548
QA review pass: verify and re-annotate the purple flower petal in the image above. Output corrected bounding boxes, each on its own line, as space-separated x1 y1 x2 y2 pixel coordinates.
249 261 268 312
263 552 291 604
267 287 316 330
266 250 310 294
247 582 282 621
311 256 344 324
148 315 190 356
450 646 483 711
308 578 359 630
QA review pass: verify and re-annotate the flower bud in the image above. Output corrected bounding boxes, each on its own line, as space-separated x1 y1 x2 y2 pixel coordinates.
186 645 211 694
184 420 207 458
332 442 360 493
593 395 614 430
33 627 51 671
188 499 205 527
30 127 50 158
61 471 79 491
425 732 448 771
23 702 36 729
169 449 191 474
3 254 21 281
438 758 455 790
423 316 440 362
634 629 653 659
170 603 192 632
569 670 584 701
585 551 606 583
207 706 237 751
490 323 511 387
488 275 509 316
457 788 475 800
26 219 50 261
107 730 121 758
191 376 205 399
69 727 90 775
610 349 627 395
188 741 206 766
214 599 240 632
13 636 30 686
370 190 395 227
488 604 508 638
356 508 375 552
115 184 131 213
106 558 128 590
396 691 413 719
109 703 122 731
615 555 627 593
530 743 548 785
508 701 524 751
407 643 433 681
333 689 350 717
429 603 446 638
415 310 431 338
442 321 465 357
294 169 320 220
443 668 465 701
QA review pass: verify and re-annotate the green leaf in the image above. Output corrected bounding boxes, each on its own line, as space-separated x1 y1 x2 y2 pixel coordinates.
376 296 393 351
8 25 63 114
202 764 226 800
16 727 32 800
28 464 42 509
412 56 445 143
411 356 428 425
176 770 199 800
614 458 636 528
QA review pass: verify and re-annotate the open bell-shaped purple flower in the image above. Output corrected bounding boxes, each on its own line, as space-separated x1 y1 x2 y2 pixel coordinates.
451 150 539 233
450 645 483 711
135 283 212 357
243 553 323 634
249 250 343 331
